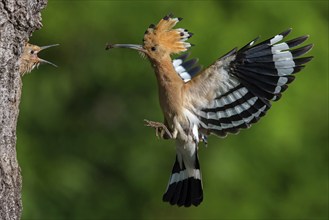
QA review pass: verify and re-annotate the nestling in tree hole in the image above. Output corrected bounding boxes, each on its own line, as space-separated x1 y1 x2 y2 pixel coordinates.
106 13 313 207
19 43 59 76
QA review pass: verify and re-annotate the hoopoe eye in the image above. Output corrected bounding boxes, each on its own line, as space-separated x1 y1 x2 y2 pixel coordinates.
30 50 35 54
151 46 156 51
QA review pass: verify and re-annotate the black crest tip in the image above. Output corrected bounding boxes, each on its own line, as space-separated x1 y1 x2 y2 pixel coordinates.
163 15 170 20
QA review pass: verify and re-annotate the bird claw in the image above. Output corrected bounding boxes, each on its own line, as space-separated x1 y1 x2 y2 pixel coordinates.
144 119 173 139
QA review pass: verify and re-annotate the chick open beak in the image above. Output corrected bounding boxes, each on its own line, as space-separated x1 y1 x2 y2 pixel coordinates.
40 44 60 51
39 44 60 67
39 58 58 67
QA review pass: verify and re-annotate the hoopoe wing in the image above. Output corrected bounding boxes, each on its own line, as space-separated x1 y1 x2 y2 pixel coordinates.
173 53 202 82
184 29 313 137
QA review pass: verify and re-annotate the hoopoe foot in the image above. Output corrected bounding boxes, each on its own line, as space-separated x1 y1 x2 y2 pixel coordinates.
144 119 173 139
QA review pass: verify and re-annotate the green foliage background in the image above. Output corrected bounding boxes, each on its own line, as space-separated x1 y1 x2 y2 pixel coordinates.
18 1 328 219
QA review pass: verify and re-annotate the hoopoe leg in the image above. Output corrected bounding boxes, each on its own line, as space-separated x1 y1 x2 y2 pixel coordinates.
172 116 193 143
144 119 173 139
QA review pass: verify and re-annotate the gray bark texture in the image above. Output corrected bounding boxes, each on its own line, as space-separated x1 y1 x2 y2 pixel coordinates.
0 0 47 219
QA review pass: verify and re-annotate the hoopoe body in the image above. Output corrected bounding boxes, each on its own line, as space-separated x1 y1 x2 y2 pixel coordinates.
107 14 313 207
19 43 58 76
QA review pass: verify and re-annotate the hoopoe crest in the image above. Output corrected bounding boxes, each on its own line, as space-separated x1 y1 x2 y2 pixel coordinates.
107 14 192 60
107 14 313 207
19 42 59 76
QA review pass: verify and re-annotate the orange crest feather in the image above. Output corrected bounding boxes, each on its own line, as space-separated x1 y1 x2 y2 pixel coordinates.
143 14 193 55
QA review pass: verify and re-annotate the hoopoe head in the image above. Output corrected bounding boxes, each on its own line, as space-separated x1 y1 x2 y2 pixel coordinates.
19 43 59 76
107 14 193 61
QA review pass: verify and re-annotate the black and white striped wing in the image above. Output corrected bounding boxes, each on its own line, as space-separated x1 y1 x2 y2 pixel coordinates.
195 29 313 137
173 53 202 82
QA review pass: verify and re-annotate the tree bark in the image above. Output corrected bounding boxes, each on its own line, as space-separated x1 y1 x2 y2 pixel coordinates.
0 0 47 219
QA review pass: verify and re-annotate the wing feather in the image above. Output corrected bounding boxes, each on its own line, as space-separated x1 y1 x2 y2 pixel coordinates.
172 53 202 82
183 29 313 137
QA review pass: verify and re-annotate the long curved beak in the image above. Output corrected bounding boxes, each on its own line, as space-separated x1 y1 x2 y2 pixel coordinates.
39 44 59 67
105 43 146 52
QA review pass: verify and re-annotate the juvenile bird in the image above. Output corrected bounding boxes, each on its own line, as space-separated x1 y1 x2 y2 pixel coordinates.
106 14 313 207
19 42 58 76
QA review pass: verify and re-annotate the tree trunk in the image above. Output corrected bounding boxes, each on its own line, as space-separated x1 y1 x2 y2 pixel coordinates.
0 0 47 219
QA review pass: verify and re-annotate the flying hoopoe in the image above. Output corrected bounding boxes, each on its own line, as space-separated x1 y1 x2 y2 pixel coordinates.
19 43 58 76
106 14 313 207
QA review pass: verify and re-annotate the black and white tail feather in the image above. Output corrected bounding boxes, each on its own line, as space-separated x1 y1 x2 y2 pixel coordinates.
163 140 203 207
164 28 313 207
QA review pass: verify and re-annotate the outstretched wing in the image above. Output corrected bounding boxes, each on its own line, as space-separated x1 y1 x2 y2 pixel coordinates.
184 28 313 137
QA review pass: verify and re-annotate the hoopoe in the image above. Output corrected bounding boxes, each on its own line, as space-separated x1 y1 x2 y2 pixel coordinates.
106 14 313 207
19 43 58 76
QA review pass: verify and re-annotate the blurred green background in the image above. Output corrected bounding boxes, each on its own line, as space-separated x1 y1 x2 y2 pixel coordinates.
17 1 328 219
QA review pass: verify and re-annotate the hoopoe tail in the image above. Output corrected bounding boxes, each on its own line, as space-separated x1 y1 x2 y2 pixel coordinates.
162 141 203 207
